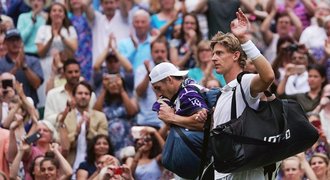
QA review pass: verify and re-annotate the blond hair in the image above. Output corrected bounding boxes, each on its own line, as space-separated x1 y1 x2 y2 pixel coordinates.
210 32 247 68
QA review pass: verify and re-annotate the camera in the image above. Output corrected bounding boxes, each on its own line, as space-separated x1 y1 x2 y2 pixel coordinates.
285 44 298 52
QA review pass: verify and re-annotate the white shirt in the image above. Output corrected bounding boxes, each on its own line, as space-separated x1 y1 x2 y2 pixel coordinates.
92 10 130 65
72 111 87 179
285 71 310 95
213 74 262 179
44 85 97 126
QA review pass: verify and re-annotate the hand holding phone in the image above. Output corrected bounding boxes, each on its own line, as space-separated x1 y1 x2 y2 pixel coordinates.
25 132 42 144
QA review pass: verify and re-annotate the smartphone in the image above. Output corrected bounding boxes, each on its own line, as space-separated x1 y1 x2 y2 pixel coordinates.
113 167 123 175
25 132 42 144
131 126 145 139
295 65 306 74
2 79 13 89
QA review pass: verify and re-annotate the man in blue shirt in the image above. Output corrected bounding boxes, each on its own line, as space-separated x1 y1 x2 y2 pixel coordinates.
0 28 43 106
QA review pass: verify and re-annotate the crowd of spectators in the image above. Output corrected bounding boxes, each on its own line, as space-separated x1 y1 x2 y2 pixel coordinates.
0 0 329 179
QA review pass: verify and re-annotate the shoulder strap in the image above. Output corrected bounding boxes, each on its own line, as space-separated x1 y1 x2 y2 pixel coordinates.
231 87 237 119
173 126 202 157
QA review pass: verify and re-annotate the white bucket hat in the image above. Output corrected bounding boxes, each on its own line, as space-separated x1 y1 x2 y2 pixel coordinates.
149 62 188 84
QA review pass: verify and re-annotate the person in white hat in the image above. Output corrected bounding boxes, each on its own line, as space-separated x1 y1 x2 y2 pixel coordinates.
149 61 209 131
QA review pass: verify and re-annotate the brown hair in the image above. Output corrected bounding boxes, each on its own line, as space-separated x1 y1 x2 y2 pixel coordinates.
210 32 247 68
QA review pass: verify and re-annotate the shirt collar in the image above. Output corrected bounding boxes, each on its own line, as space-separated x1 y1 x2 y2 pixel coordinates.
221 79 237 93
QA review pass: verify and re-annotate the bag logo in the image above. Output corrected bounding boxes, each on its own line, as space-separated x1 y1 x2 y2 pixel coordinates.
263 129 291 143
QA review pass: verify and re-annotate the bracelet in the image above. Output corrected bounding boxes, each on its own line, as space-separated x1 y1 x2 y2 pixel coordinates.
241 40 261 60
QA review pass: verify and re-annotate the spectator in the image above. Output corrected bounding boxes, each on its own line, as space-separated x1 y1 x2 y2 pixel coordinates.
6 0 30 26
8 120 59 180
188 40 226 87
309 153 329 180
76 134 114 179
280 153 317 180
0 127 9 179
299 1 330 62
66 0 94 81
134 39 169 128
267 0 315 29
117 9 152 70
58 81 108 176
195 0 255 39
17 0 51 57
93 33 133 95
276 45 314 96
92 0 130 64
127 126 165 180
150 0 182 40
35 2 78 110
39 144 73 180
278 64 326 113
44 59 96 126
311 84 330 142
261 7 303 63
0 29 43 108
170 13 201 70
93 65 137 156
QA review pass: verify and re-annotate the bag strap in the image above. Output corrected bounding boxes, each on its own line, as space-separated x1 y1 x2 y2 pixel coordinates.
199 112 212 180
173 126 202 157
231 87 237 119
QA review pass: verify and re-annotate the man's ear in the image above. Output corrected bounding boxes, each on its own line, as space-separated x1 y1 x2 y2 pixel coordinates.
233 51 241 62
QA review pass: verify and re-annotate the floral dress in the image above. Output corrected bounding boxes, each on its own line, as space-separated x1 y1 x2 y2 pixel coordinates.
69 13 93 81
103 94 134 158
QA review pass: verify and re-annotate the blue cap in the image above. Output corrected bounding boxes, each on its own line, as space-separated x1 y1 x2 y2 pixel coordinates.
5 28 21 40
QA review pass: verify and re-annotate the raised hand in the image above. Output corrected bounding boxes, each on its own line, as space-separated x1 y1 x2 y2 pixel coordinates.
230 8 250 43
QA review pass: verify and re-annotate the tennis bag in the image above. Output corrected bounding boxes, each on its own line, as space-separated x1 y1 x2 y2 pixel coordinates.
162 126 204 179
210 73 319 173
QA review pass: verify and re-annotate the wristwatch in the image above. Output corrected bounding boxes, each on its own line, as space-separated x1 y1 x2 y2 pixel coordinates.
22 64 28 71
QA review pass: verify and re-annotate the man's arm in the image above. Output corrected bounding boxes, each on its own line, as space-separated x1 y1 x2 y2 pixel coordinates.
158 102 207 130
232 9 275 97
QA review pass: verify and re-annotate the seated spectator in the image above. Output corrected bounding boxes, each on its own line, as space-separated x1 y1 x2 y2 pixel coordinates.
277 45 316 96
309 153 329 180
188 40 225 87
93 69 138 157
76 134 114 179
66 0 94 81
17 0 51 57
127 126 165 180
44 59 96 126
278 64 327 113
170 13 202 70
57 81 108 175
35 2 78 110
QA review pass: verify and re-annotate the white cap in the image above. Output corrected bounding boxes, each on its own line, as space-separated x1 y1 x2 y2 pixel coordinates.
149 62 188 84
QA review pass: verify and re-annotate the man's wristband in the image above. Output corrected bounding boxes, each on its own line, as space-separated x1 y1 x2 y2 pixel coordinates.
241 40 261 60
22 64 28 71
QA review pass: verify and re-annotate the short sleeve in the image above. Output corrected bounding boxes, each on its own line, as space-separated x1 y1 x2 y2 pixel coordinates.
35 25 47 44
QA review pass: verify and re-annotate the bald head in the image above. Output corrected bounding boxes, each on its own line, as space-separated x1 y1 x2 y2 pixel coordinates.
133 9 150 23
